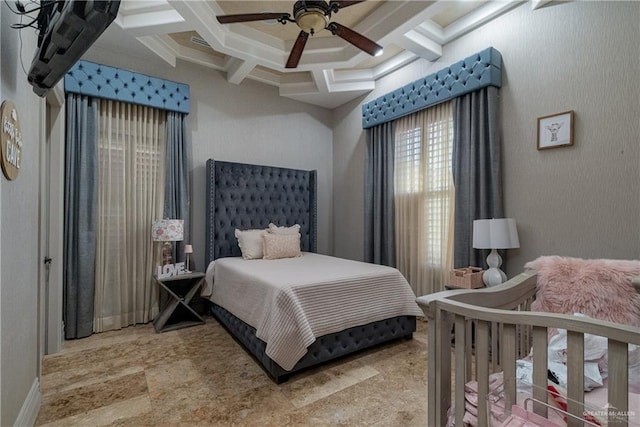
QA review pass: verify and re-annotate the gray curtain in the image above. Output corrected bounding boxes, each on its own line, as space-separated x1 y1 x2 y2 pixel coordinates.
64 94 99 339
163 111 190 263
452 86 503 269
364 121 396 267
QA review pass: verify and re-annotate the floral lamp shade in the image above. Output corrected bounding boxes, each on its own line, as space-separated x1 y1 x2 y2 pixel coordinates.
152 219 184 242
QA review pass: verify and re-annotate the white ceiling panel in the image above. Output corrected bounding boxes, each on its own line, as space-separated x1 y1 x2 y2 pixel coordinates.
98 0 524 108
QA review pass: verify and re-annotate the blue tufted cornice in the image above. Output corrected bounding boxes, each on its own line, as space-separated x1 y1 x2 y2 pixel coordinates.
362 47 501 129
64 60 190 114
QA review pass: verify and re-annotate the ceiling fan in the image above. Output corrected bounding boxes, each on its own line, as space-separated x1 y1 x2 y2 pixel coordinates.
216 0 383 69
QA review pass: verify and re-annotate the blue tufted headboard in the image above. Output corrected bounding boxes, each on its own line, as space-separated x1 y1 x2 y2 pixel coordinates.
205 159 317 264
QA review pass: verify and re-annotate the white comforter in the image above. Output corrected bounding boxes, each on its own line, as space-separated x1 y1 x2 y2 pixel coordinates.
203 253 422 370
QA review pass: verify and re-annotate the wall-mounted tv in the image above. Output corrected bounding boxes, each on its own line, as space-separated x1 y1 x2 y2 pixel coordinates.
27 0 120 97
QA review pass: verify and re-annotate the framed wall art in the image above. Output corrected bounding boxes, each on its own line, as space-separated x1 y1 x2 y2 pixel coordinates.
537 110 574 150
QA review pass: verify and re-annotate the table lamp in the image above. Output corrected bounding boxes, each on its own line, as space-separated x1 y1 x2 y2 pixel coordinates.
472 218 520 287
184 244 193 273
151 219 184 265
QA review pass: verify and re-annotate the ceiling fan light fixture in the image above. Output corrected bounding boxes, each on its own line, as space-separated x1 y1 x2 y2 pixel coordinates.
216 1 383 68
293 1 330 35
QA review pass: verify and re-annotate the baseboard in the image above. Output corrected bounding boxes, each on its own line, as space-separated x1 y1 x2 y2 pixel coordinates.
14 378 41 427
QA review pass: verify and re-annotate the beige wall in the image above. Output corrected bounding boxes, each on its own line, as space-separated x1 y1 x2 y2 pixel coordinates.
1 2 43 424
333 1 640 277
1 2 638 421
82 47 334 269
1 15 333 423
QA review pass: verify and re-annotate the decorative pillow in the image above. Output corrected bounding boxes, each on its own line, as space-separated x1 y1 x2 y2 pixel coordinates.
234 228 267 259
268 223 301 235
262 233 301 260
525 256 640 327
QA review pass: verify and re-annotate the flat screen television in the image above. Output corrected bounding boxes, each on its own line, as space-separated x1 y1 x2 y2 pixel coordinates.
28 0 120 97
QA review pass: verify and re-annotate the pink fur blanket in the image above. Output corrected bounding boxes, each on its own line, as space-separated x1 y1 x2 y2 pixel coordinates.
525 256 640 327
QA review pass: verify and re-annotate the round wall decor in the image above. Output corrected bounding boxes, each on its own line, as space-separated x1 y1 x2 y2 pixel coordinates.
0 100 23 180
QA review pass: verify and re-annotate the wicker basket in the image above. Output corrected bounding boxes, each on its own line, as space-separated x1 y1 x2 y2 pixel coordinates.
448 267 485 289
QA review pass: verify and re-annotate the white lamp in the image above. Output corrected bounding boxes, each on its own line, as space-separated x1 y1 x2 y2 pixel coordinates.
472 218 520 287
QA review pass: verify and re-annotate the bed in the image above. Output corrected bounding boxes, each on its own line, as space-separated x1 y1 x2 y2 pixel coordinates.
204 159 422 383
417 260 640 427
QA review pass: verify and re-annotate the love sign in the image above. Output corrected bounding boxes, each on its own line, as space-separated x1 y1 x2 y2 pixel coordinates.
156 262 186 279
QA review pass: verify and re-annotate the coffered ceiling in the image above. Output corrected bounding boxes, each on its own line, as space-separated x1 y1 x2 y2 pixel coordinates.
100 0 534 109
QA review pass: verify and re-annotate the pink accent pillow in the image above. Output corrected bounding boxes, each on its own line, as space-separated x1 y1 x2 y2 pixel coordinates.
262 233 301 260
525 256 640 326
268 223 301 235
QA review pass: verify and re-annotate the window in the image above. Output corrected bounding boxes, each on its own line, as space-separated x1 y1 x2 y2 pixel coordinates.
394 102 454 295
93 99 167 332
395 127 423 194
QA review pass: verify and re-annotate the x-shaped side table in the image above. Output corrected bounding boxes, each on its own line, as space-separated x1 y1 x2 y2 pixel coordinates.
153 272 205 332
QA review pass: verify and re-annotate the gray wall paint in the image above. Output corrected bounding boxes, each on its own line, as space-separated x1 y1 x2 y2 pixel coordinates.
1 2 638 421
333 1 640 277
1 2 42 423
82 47 334 270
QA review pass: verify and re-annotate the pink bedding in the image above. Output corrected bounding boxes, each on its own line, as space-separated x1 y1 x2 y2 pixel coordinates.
449 373 640 426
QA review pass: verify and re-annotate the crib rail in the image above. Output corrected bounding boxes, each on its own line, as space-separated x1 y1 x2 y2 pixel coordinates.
417 271 640 427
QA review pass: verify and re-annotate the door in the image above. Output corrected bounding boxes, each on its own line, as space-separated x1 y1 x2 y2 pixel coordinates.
39 86 65 358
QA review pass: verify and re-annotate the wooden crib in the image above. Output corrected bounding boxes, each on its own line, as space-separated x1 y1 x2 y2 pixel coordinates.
416 270 640 426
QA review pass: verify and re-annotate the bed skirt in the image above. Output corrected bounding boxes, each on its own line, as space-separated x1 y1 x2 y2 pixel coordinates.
211 303 416 383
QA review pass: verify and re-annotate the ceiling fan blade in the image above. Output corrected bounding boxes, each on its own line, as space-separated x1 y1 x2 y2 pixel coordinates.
326 22 382 56
286 31 309 68
329 1 366 10
216 13 290 24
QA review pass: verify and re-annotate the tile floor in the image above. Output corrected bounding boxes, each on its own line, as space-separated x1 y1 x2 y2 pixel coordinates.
37 317 429 426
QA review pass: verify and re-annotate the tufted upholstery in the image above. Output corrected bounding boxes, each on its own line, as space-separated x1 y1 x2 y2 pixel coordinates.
361 47 502 129
211 303 416 383
205 159 317 264
64 60 190 114
204 159 416 383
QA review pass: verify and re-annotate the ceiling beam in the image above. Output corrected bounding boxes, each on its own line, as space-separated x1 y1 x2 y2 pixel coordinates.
137 34 229 71
115 4 190 37
442 1 522 41
397 29 442 62
137 35 177 67
372 51 418 80
111 0 524 109
226 58 257 85
312 70 331 93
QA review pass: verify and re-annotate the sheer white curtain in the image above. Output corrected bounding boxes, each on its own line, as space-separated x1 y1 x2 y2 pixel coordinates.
394 101 455 296
94 99 166 332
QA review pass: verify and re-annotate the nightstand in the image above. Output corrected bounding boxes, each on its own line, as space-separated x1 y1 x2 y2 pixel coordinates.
153 272 206 332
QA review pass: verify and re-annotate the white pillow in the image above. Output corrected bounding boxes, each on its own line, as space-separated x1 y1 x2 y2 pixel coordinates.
262 233 301 260
235 228 267 259
268 223 301 235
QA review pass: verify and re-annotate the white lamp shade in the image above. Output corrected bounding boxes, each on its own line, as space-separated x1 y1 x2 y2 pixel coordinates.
151 219 184 242
184 244 193 254
473 218 520 249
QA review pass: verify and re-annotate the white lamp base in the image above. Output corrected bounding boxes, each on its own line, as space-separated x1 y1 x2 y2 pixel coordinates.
482 248 507 287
